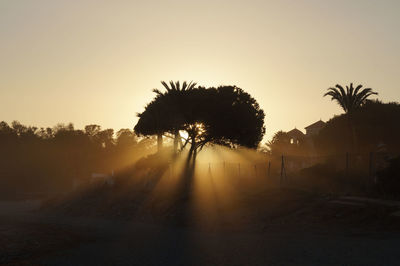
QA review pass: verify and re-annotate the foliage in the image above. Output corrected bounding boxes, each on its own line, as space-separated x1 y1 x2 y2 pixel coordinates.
324 83 378 113
134 84 265 155
0 121 153 199
153 80 197 96
203 86 265 149
116 129 137 147
266 130 314 156
375 156 400 198
266 131 291 156
314 100 400 154
135 81 194 138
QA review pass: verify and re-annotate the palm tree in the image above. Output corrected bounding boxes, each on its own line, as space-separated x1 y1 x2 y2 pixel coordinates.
153 81 197 153
153 80 197 97
324 83 378 152
324 83 378 113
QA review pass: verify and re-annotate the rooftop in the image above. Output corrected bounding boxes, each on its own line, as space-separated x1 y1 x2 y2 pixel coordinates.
305 120 326 130
287 128 305 138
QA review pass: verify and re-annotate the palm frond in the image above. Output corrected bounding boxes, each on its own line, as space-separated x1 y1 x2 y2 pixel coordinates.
169 80 176 91
182 81 187 91
335 84 347 99
152 88 163 96
355 88 378 106
324 83 378 113
353 84 363 96
161 81 170 91
349 83 354 97
188 81 197 90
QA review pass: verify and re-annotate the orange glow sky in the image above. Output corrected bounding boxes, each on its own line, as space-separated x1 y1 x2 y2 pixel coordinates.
1 0 399 141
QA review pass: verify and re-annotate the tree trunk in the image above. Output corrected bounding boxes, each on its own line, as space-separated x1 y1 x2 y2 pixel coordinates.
351 125 358 153
179 135 184 150
188 136 196 161
173 130 179 154
192 147 197 163
347 112 358 153
157 133 163 152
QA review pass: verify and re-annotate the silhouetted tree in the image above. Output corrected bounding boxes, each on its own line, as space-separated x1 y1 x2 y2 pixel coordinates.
0 120 149 199
153 80 197 96
153 81 197 153
267 131 291 156
135 81 198 153
315 100 400 154
191 86 265 151
134 98 170 152
97 129 115 148
116 129 137 147
324 83 378 151
134 85 265 160
84 124 101 143
324 83 378 113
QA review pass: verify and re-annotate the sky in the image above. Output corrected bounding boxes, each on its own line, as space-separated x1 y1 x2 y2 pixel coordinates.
1 0 399 142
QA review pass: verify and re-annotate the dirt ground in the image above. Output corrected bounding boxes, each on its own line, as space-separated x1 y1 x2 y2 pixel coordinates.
1 189 400 265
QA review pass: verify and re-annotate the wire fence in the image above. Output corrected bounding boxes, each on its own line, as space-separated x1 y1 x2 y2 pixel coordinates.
164 152 399 185
194 161 271 178
280 152 398 175
128 151 400 197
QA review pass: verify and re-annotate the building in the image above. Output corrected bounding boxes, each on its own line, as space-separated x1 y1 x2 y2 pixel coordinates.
304 120 326 136
285 120 326 155
287 128 305 145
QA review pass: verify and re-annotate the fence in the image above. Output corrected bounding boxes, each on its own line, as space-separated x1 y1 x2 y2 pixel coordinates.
278 152 398 194
164 151 398 186
165 161 272 180
280 152 398 176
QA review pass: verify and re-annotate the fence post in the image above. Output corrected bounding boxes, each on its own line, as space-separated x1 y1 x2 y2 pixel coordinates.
268 161 271 178
254 164 257 177
369 152 374 187
280 155 286 185
238 163 240 176
208 163 211 175
345 152 349 177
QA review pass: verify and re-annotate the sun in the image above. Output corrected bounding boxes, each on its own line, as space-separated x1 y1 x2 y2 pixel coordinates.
180 122 206 142
180 130 189 141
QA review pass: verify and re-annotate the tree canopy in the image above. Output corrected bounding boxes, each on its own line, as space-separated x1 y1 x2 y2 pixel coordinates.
324 83 378 113
0 121 152 198
134 84 265 156
315 100 400 154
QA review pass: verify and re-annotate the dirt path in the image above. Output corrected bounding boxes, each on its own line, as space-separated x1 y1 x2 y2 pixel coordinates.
39 222 400 266
1 199 400 265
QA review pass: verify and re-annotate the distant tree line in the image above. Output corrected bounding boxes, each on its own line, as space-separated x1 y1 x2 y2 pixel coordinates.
264 84 400 197
316 99 400 154
267 84 400 156
268 99 400 155
0 121 155 198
